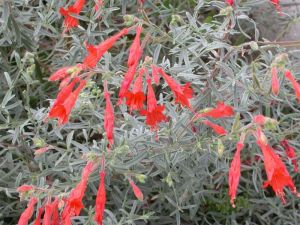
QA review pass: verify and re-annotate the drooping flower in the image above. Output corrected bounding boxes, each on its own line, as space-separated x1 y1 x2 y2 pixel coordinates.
140 78 167 129
118 27 143 103
83 28 129 68
270 0 281 12
253 115 267 125
60 0 86 30
125 67 146 111
285 70 300 102
94 169 106 225
158 68 193 108
280 140 299 173
118 63 139 104
202 120 227 136
48 66 72 82
62 161 94 224
271 66 280 96
198 102 234 119
228 141 244 208
52 198 59 225
256 139 298 204
18 197 38 225
128 26 143 67
226 0 234 6
43 200 54 225
17 185 34 193
48 79 86 125
103 80 114 149
151 64 160 85
34 147 49 156
129 179 144 201
33 207 44 225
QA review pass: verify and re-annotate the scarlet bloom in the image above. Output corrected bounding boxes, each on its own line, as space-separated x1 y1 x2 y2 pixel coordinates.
128 26 143 67
151 64 160 85
253 115 267 125
158 68 193 108
83 28 128 68
118 63 139 104
33 207 44 225
48 79 86 125
34 147 49 156
285 70 300 102
103 80 115 149
62 161 94 224
202 120 227 135
118 27 143 103
228 142 244 208
43 200 54 225
199 102 234 119
48 66 72 82
94 170 106 225
270 0 281 12
226 0 234 6
257 139 298 204
280 140 299 173
129 179 144 201
60 0 86 30
18 197 38 225
125 67 146 111
271 67 280 96
17 185 34 193
140 78 167 129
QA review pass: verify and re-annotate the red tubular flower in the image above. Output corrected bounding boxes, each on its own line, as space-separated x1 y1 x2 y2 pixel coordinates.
228 142 244 208
59 76 72 90
33 207 44 225
129 179 144 201
48 66 72 82
199 102 234 119
140 78 167 130
158 68 193 108
128 26 142 67
202 120 227 135
151 64 160 85
253 115 266 125
226 0 234 6
52 198 59 225
60 0 86 30
285 70 300 102
103 80 114 149
270 0 281 12
62 161 94 224
256 139 298 204
271 67 280 96
280 140 299 173
48 79 86 125
18 197 38 225
17 185 34 193
94 169 106 225
43 200 53 225
118 27 143 103
118 63 139 104
125 67 146 111
83 28 128 68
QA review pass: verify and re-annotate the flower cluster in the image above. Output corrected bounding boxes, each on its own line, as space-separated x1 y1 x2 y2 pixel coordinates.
228 115 299 207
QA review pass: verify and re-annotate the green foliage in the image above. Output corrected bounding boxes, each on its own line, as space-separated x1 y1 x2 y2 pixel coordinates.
1 0 300 224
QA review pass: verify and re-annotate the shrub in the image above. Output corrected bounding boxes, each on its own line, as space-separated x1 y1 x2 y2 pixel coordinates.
1 0 300 224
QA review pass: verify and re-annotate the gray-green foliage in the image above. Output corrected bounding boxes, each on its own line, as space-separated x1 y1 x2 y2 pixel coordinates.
1 0 300 224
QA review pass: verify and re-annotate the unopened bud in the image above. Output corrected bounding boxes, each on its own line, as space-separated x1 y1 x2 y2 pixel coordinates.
123 15 135 26
217 139 224 158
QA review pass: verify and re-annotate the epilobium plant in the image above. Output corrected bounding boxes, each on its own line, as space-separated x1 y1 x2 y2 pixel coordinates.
1 0 300 224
